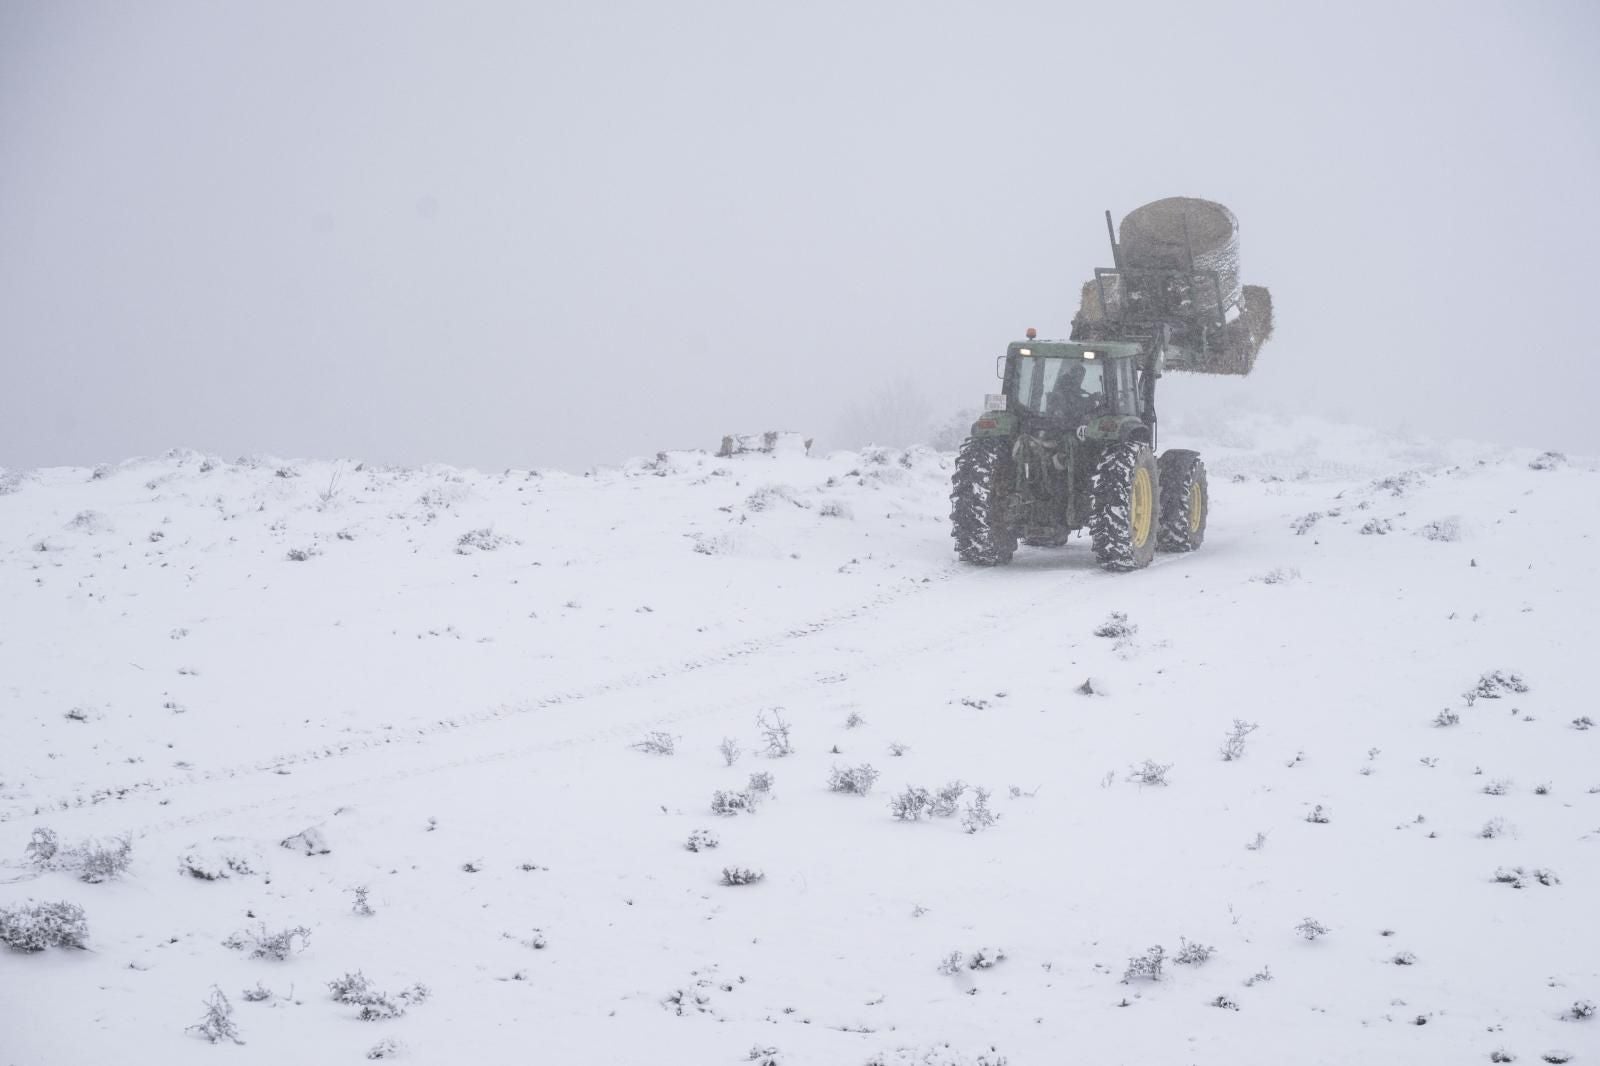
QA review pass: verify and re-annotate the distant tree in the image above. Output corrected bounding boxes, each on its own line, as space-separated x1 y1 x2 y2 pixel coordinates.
929 408 980 451
829 383 933 450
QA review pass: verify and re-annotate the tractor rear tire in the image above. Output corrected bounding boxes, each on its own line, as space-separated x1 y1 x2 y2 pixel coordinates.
950 437 1018 566
1157 450 1208 552
1090 442 1159 572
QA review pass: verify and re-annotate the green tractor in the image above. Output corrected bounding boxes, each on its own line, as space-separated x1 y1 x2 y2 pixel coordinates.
949 198 1273 571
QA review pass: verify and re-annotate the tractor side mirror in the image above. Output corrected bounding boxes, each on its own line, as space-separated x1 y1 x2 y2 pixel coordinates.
995 355 1005 379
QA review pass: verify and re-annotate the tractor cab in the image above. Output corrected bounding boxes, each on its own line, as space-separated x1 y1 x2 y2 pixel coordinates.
997 339 1147 425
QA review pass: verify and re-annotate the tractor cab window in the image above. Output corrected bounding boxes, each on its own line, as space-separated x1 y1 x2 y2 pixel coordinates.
1013 356 1106 420
1110 357 1140 415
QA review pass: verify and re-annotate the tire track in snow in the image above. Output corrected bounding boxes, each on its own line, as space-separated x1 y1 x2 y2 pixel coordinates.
18 554 1108 838
3 562 965 825
134 558 1101 836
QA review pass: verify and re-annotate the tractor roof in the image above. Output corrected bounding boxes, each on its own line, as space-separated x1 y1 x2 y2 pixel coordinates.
1006 339 1144 359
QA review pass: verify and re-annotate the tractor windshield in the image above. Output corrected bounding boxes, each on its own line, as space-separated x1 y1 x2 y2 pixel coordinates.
1013 356 1108 421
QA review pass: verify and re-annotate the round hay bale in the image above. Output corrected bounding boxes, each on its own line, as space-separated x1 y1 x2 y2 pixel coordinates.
1119 198 1241 311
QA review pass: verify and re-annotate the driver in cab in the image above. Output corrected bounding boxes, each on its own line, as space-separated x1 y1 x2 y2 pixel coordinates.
1048 362 1099 424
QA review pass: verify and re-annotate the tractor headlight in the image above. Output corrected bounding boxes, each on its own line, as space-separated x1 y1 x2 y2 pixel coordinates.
983 394 1006 413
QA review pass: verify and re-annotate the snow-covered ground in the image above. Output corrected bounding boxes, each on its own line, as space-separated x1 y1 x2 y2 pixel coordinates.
2 417 1597 1066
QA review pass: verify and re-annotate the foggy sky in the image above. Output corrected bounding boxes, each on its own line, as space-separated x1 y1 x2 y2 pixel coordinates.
3 1 1598 472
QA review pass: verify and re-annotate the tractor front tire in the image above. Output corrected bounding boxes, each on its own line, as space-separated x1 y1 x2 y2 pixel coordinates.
1157 449 1208 552
950 437 1018 566
1090 442 1159 571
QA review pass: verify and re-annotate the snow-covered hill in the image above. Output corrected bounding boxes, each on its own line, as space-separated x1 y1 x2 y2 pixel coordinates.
2 418 1596 1066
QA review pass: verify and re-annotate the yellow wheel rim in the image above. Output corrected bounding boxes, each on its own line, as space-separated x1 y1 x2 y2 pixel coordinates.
1131 467 1153 546
1188 482 1204 532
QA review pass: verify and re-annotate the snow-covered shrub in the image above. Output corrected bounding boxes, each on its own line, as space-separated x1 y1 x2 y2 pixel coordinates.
414 484 467 519
1570 716 1593 731
1175 938 1214 965
967 947 1006 970
1296 918 1329 941
929 781 966 817
630 731 675 755
330 972 429 1020
690 532 740 556
1220 719 1259 761
746 771 773 796
864 1044 1008 1066
349 886 375 916
455 527 514 554
758 709 794 757
661 974 718 1016
1291 511 1325 535
358 993 408 1021
961 788 999 834
1392 951 1418 966
180 841 260 881
936 951 965 976
68 509 113 532
1123 945 1165 982
1493 866 1559 888
367 1038 404 1059
844 711 865 729
330 971 375 1004
224 924 311 961
710 790 757 816
1564 999 1596 1021
1434 709 1460 727
1359 518 1392 535
1480 818 1508 839
0 900 89 951
1127 759 1172 787
1094 612 1137 639
188 987 242 1044
281 826 331 855
1529 451 1566 471
1482 779 1512 797
23 828 131 882
1252 566 1300 585
24 827 59 868
720 866 765 886
1473 670 1529 699
888 741 910 757
744 485 807 513
1419 516 1462 542
1371 471 1423 496
818 500 852 519
285 546 321 562
685 829 719 852
719 737 742 766
827 764 880 795
890 786 932 821
1211 994 1241 1010
1306 804 1331 824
